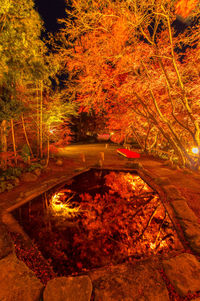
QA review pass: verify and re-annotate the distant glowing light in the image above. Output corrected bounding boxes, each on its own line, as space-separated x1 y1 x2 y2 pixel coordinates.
49 129 55 134
50 192 80 218
192 147 199 154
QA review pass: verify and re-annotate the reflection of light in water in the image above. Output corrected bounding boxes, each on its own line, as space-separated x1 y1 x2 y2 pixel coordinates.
124 174 151 192
150 240 168 250
50 192 80 218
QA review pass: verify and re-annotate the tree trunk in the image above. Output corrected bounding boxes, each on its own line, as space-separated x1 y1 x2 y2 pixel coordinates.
21 114 34 158
40 80 43 158
36 81 40 157
0 120 7 169
11 118 17 165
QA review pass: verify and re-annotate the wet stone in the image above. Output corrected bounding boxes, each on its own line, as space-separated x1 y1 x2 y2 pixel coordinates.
89 261 169 301
171 200 198 222
0 253 43 301
43 276 92 301
163 253 200 296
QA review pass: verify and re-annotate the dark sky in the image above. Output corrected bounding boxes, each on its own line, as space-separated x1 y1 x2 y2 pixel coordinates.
34 0 67 32
34 0 188 34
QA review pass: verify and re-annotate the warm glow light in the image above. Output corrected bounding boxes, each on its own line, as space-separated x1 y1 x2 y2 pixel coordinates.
175 0 198 18
192 147 199 154
50 192 80 218
124 174 151 192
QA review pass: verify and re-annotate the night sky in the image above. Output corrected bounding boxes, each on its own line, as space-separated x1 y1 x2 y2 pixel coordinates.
34 0 67 32
34 0 188 34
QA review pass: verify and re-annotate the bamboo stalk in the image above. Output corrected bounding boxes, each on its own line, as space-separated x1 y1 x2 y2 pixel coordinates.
0 120 7 169
11 119 17 165
21 114 34 158
40 80 43 158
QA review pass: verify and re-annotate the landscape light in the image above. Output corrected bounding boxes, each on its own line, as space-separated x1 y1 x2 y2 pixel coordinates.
192 147 199 154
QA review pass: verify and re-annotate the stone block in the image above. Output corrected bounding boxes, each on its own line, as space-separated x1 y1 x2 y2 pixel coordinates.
171 200 198 222
154 177 171 186
43 276 92 301
0 254 43 301
162 185 183 200
163 253 200 296
89 261 169 301
179 220 200 239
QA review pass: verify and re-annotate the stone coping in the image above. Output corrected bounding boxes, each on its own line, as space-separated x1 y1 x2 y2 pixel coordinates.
1 163 200 300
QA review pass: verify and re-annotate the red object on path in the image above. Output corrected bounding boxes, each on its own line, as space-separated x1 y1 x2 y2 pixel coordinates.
117 148 141 158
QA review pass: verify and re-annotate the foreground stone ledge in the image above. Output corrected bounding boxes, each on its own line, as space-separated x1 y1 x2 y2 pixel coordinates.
189 237 200 255
179 219 200 239
89 261 169 301
153 177 171 186
163 253 200 296
179 220 200 254
162 185 183 201
171 200 198 223
43 275 92 301
0 253 43 301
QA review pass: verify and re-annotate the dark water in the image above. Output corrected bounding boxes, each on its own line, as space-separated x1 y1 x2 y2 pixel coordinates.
12 169 181 276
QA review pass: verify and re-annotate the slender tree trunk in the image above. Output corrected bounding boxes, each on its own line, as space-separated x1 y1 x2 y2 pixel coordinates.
40 80 43 158
36 82 40 157
21 114 34 158
45 130 50 168
11 119 17 165
0 120 7 169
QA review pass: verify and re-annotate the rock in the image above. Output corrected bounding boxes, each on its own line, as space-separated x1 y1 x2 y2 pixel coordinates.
125 162 142 169
163 253 200 296
189 237 200 255
0 223 13 259
43 276 92 301
171 200 198 223
0 254 43 301
89 261 169 301
162 185 183 201
179 220 200 239
55 159 63 166
154 177 171 186
21 172 38 182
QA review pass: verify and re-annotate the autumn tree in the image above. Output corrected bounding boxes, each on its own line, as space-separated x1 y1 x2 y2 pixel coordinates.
56 0 200 169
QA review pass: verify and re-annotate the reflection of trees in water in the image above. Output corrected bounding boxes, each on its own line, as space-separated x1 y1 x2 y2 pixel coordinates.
77 172 178 264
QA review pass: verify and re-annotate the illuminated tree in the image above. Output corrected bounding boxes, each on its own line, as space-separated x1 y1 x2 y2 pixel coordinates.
57 0 200 169
0 0 47 168
175 0 199 18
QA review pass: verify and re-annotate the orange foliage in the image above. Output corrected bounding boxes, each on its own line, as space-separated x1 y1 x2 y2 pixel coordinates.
175 0 198 18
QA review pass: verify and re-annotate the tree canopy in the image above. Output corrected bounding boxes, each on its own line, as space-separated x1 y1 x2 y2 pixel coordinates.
55 0 200 169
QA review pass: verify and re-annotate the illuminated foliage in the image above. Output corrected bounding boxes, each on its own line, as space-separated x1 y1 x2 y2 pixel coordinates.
57 0 200 169
175 0 199 18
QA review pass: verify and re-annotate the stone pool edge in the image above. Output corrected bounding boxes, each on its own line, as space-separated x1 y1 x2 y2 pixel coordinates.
0 163 200 300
